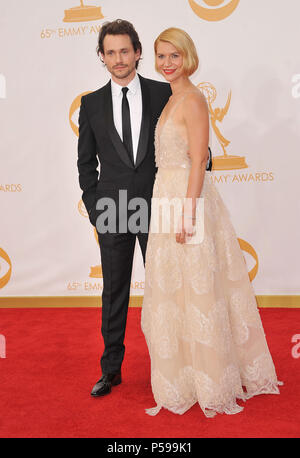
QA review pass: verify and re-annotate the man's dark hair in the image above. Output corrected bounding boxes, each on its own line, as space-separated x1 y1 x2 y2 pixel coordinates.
97 19 142 69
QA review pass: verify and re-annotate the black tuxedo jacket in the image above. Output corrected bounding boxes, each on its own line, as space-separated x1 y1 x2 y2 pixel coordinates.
77 74 172 227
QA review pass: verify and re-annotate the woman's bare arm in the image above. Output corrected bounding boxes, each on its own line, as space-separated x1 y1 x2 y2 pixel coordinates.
176 91 209 243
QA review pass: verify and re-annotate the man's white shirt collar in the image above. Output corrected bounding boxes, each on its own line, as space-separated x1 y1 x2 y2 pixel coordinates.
111 72 140 97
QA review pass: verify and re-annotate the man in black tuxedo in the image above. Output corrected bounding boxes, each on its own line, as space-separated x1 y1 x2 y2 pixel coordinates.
77 19 171 397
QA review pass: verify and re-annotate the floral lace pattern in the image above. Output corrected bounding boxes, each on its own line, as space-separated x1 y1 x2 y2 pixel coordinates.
141 95 282 418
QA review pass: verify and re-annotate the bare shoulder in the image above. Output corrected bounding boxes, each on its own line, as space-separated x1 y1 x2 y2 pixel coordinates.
185 90 208 110
183 90 208 120
182 89 208 125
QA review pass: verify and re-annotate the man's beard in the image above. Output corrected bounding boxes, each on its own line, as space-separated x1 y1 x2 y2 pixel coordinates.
111 65 135 80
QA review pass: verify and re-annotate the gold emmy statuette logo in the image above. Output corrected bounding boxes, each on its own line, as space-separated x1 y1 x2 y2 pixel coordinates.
198 82 247 170
69 91 91 137
238 238 258 282
63 0 104 23
188 0 240 21
78 200 103 278
0 247 12 289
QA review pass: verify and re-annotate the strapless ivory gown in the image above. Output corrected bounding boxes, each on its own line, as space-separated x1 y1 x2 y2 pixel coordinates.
141 95 282 418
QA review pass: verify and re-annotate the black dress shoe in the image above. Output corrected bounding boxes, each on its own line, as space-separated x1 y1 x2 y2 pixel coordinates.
91 372 122 397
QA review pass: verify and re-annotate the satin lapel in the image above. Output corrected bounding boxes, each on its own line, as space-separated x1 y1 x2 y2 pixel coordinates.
104 81 134 169
135 75 151 169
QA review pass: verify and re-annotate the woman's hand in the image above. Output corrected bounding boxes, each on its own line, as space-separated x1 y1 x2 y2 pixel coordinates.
175 213 196 244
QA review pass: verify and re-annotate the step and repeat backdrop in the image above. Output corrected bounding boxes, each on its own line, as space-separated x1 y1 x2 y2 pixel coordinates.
0 0 299 306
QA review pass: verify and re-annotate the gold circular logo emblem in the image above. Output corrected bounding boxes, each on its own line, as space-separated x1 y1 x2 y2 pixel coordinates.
189 0 240 21
238 238 258 281
78 199 88 217
0 247 12 289
69 91 91 137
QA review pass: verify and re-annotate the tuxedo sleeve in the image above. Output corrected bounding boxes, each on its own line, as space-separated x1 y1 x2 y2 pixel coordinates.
77 96 99 219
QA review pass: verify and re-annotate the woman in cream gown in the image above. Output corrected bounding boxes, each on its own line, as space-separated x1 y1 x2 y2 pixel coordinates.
141 28 282 418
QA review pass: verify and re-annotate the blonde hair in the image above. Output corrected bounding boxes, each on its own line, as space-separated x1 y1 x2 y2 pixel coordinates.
154 27 199 76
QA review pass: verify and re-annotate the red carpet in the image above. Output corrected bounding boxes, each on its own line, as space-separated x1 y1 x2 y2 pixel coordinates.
0 307 299 438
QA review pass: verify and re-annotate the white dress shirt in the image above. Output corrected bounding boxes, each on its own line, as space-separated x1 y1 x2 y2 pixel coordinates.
111 73 142 164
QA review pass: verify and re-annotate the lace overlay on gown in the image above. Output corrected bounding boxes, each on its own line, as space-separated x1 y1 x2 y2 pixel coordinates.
141 94 283 418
